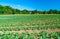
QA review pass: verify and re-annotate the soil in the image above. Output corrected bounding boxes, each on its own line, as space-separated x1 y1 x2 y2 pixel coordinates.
0 28 60 34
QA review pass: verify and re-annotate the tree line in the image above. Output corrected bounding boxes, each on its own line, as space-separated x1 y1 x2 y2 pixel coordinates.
0 5 60 14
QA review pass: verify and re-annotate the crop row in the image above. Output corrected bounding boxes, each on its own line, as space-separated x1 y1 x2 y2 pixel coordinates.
0 31 60 39
0 21 60 27
0 26 60 31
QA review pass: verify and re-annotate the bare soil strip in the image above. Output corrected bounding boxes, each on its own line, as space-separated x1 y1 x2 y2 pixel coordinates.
0 28 60 34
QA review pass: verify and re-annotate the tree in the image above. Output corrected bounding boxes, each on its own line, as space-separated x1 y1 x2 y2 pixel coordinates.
3 6 13 14
31 10 38 14
0 5 60 14
0 5 4 14
13 9 20 14
21 9 29 14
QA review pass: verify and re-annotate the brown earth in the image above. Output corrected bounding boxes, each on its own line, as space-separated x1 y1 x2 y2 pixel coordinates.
0 28 60 34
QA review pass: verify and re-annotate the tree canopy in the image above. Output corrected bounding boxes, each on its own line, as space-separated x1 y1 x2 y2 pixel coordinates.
0 5 60 14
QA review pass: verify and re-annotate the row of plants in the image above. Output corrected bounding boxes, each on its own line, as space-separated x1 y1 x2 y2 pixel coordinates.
0 21 60 27
0 26 60 31
0 31 60 39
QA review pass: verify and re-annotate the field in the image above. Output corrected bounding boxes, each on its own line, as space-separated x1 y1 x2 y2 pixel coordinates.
0 14 60 39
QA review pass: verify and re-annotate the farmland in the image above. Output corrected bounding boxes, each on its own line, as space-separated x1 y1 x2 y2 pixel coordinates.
0 14 60 39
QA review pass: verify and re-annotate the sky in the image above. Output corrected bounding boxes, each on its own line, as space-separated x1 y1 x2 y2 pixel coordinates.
0 0 60 10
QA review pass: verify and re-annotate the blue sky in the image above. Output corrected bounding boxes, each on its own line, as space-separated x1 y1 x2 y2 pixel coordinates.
0 0 60 10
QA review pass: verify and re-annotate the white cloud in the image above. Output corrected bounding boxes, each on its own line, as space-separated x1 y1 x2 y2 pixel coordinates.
0 3 34 10
11 5 34 10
